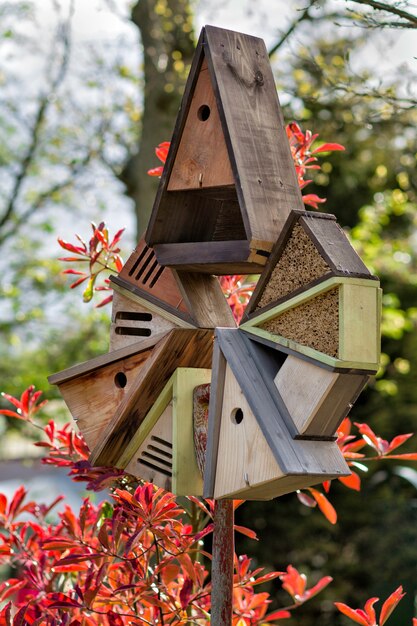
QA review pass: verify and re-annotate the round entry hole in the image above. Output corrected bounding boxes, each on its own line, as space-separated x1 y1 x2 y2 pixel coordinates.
114 372 127 388
197 104 211 121
231 407 244 424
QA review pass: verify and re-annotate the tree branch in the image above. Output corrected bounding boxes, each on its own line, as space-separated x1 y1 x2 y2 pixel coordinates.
268 3 314 57
347 0 417 27
0 0 74 233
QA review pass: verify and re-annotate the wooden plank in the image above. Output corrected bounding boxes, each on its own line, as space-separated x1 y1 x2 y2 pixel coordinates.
274 355 369 436
110 291 175 351
168 58 234 190
339 282 381 365
215 329 350 476
110 276 196 328
173 368 212 495
203 336 227 498
153 240 267 274
301 214 377 279
90 329 213 468
48 332 166 385
174 271 236 328
57 348 153 451
119 239 190 313
204 26 304 247
125 402 173 491
213 362 285 499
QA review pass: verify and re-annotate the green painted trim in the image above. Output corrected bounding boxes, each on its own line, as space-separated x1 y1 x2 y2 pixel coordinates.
240 276 380 330
244 326 379 371
120 375 174 467
173 368 211 496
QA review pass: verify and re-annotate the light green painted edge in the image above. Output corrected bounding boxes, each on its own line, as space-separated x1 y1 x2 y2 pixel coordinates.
338 283 382 366
240 276 380 330
119 374 175 467
244 326 379 371
173 368 212 496
112 281 196 329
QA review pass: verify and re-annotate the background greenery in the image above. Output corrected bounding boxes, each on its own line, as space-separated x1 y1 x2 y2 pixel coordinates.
1 1 416 623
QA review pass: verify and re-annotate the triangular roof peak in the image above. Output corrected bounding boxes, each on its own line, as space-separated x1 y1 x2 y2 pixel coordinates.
146 25 304 274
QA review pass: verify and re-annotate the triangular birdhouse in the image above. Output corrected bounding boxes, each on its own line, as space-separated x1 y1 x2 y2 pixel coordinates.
242 209 378 321
48 334 164 451
122 367 211 495
204 329 350 500
145 26 304 274
112 236 235 328
89 328 213 467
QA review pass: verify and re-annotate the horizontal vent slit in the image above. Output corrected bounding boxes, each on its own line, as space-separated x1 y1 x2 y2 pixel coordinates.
115 311 152 321
151 436 173 449
142 259 159 285
149 266 164 288
138 459 172 477
148 444 172 459
128 246 149 276
135 249 155 281
142 451 172 468
256 249 270 258
115 327 151 337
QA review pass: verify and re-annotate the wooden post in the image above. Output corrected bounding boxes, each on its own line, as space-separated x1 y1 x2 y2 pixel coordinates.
211 500 234 625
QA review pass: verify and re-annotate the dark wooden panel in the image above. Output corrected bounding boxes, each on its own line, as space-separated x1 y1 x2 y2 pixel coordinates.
205 26 304 248
154 241 267 275
300 214 378 279
90 329 214 467
203 336 227 498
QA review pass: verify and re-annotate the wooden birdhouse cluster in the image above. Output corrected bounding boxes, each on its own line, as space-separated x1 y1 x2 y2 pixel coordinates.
49 25 382 501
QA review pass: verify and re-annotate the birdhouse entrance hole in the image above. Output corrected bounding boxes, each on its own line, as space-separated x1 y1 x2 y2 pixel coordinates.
197 104 210 121
114 372 127 388
231 407 244 424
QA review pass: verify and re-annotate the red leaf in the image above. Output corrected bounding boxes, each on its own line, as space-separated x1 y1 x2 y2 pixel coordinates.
380 586 406 625
179 578 193 609
308 488 337 524
234 524 258 540
384 453 417 460
339 471 361 491
302 194 326 209
95 294 113 308
334 602 370 626
312 142 345 154
264 609 291 621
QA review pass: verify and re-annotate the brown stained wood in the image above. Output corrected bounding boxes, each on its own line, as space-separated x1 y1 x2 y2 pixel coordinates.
274 355 369 437
204 26 304 245
154 241 267 275
174 271 236 328
118 238 190 314
168 58 234 190
125 402 173 491
48 333 166 385
146 26 303 272
193 383 211 476
110 291 175 350
56 349 154 452
90 329 213 467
